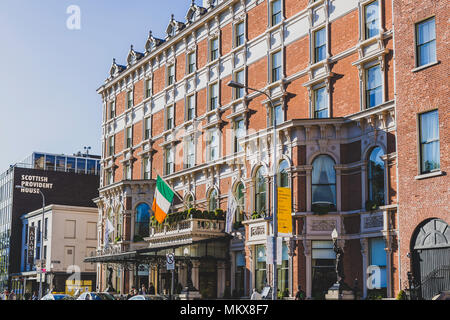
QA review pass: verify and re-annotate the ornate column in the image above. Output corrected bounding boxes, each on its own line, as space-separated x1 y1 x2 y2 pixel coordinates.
305 166 313 212
360 238 369 299
384 235 393 298
360 161 368 209
287 238 297 297
192 260 200 290
303 239 312 298
335 166 343 212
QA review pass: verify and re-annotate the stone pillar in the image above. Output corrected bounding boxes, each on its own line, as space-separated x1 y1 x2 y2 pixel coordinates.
217 261 226 298
305 166 313 212
360 238 369 299
384 235 393 298
287 238 296 297
230 252 236 293
303 239 312 298
360 161 368 209
335 166 342 212
192 260 200 290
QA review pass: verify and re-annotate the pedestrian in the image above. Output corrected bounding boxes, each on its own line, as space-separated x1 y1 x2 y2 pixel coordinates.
127 286 136 300
250 289 261 300
138 284 147 295
148 282 155 295
295 285 305 300
32 291 38 300
1 290 7 300
8 290 16 300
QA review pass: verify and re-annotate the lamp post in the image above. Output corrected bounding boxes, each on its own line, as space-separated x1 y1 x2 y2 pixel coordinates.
227 81 278 300
15 185 45 300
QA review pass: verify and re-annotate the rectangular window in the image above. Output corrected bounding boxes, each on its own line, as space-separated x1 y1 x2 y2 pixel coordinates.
143 157 150 179
235 22 245 47
210 38 219 61
234 119 245 153
369 238 387 289
255 245 267 292
108 136 115 156
365 64 383 108
234 70 245 99
167 65 175 85
209 83 219 110
314 86 328 118
165 147 174 175
145 79 152 98
416 17 436 67
209 130 219 161
124 163 131 180
419 110 440 174
187 52 196 74
106 170 114 185
144 117 151 140
126 127 133 148
314 28 326 63
271 51 282 82
271 0 282 26
271 104 284 126
127 90 133 109
166 105 174 130
187 95 195 121
110 100 116 119
186 137 195 169
76 158 86 174
364 1 380 39
44 218 48 240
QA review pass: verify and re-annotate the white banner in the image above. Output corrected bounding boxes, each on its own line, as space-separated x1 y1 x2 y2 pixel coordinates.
225 190 237 233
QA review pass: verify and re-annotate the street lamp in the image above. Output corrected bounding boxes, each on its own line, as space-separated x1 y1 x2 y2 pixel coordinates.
227 80 279 300
15 185 45 300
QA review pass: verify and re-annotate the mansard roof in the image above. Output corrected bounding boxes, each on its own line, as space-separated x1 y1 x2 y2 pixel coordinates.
126 45 144 67
165 14 186 39
109 58 126 79
145 31 165 55
185 0 207 24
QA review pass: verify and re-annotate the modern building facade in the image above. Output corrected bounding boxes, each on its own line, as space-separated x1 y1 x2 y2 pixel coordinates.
11 205 98 296
89 0 413 300
393 0 449 300
0 152 100 292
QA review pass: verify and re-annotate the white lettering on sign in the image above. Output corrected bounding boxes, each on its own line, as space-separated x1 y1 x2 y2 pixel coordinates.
20 175 54 194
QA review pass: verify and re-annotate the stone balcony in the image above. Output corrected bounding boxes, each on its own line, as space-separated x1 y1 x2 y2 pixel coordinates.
144 218 227 249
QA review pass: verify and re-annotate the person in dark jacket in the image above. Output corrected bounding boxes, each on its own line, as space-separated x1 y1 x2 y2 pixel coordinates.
148 283 155 295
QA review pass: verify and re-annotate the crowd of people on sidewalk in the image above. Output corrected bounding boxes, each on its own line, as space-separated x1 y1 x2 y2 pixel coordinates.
1 290 39 300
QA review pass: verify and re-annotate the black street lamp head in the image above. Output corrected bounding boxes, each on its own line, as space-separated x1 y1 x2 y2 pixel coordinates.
227 80 245 89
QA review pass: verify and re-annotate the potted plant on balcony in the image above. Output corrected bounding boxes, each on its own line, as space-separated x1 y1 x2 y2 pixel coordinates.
365 200 378 212
251 211 260 220
214 209 225 220
233 220 243 229
114 236 121 243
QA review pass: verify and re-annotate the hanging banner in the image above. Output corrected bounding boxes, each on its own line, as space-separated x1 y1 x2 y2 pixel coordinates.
277 187 292 236
28 226 36 265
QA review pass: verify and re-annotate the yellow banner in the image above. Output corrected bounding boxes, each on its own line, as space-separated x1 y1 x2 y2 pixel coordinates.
277 187 292 235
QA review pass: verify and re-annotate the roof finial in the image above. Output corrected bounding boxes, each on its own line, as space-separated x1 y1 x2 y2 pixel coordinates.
171 13 175 20
113 58 116 64
130 44 134 51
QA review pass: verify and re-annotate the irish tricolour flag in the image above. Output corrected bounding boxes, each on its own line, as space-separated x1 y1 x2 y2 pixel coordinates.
152 175 175 223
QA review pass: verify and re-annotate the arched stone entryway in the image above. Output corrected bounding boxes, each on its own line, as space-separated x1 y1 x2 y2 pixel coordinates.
411 218 450 299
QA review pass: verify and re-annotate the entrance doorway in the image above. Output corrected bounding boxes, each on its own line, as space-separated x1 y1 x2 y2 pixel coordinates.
199 260 217 299
311 240 336 299
411 218 450 299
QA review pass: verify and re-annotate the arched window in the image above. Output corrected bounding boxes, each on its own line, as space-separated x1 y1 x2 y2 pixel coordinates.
114 210 122 241
235 182 245 222
368 147 385 206
208 189 218 211
312 155 336 206
106 209 113 243
255 166 267 214
278 160 290 188
135 203 150 238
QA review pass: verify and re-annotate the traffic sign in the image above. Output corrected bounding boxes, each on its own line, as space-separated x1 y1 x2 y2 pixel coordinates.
166 253 175 270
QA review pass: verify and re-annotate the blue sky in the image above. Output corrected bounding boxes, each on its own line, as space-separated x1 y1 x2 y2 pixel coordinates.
0 0 194 172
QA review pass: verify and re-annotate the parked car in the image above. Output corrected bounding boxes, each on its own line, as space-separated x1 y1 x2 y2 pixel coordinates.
41 293 75 300
128 294 168 300
432 291 450 300
77 292 115 300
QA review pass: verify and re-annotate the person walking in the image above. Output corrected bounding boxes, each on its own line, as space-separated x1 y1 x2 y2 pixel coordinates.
295 285 305 300
32 291 38 300
138 284 147 295
148 282 155 295
8 290 16 300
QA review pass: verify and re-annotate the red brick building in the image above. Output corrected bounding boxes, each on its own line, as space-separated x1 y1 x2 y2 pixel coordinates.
85 0 441 300
393 0 449 300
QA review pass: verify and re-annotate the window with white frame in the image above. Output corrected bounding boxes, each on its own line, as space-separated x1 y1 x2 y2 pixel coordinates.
235 21 245 47
166 105 174 130
208 129 220 161
127 90 133 109
367 147 385 206
270 0 282 26
234 69 245 99
313 85 328 118
144 117 151 140
185 136 195 169
419 110 440 174
416 17 436 67
124 163 132 180
365 64 383 108
208 189 218 211
145 79 152 98
187 51 196 74
109 100 116 119
314 28 327 63
143 157 150 179
126 126 133 149
364 1 380 40
165 146 174 175
209 82 219 110
186 94 195 121
108 135 115 157
210 38 219 61
311 155 336 207
167 64 175 86
234 118 245 153
271 50 282 82
270 103 284 126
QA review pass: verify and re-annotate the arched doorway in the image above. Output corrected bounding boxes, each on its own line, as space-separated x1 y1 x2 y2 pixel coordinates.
411 218 450 299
